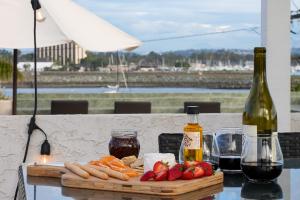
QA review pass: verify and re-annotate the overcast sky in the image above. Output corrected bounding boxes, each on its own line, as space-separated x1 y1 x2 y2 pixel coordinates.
74 0 299 53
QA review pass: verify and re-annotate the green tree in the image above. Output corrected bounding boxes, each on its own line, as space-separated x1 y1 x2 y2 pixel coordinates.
0 60 23 99
80 52 109 71
0 60 24 82
23 63 31 71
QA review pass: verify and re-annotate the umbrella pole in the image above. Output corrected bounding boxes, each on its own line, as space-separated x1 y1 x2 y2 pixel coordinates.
12 49 18 115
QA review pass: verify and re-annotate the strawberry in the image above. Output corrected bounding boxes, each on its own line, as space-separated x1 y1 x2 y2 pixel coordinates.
194 166 205 178
197 162 213 176
153 161 169 175
155 170 168 181
182 167 195 180
184 161 201 169
140 171 155 181
168 164 184 181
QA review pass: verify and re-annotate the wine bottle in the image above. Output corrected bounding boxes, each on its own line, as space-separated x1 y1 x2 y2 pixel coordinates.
243 47 277 136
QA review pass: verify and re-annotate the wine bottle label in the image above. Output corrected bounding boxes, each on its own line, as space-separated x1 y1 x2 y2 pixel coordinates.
183 132 201 149
242 125 257 136
243 125 278 136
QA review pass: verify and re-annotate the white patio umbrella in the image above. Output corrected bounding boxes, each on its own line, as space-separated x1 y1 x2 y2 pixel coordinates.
1 1 141 199
0 0 142 51
0 0 142 114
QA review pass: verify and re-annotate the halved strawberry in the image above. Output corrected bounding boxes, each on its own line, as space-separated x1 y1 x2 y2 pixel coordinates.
197 162 213 176
194 166 205 178
154 170 168 181
140 171 156 181
184 161 201 169
182 167 195 180
168 164 184 181
153 161 169 175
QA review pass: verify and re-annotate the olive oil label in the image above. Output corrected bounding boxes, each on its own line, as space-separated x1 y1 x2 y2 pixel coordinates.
183 132 201 149
243 125 257 136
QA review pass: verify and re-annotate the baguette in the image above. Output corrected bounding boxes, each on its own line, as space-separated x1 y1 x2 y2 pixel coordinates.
64 162 90 179
74 163 108 180
89 164 129 181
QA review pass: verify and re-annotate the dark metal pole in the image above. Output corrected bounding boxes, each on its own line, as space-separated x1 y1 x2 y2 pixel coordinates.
12 49 18 115
291 13 300 20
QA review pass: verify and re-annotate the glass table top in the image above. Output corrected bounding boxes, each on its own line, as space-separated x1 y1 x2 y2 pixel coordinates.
21 159 300 200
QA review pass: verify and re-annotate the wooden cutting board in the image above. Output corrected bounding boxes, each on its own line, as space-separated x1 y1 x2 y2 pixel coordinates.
61 183 223 200
27 164 223 196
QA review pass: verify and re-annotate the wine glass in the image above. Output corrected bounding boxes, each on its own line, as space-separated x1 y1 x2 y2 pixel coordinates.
179 130 218 166
215 127 243 172
203 131 219 170
241 134 283 183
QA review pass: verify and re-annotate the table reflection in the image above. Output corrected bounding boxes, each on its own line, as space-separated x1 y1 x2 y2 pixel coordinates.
241 181 283 200
23 165 300 200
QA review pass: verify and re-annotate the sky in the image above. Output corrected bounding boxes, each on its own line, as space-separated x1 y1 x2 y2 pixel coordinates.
4 0 298 54
74 0 263 53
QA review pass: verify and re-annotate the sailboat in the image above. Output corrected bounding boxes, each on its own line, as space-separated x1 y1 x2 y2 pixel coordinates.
106 53 128 93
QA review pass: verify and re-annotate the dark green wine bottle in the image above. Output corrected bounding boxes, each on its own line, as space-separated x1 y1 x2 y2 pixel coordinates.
243 47 277 136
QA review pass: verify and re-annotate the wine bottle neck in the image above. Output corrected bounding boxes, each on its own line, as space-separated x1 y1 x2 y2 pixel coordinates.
253 52 267 85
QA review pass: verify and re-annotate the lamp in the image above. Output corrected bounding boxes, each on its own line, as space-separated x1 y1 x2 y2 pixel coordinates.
14 0 50 199
41 139 51 163
31 0 46 22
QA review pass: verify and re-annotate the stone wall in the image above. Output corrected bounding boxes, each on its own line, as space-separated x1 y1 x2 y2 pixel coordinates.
1 113 300 199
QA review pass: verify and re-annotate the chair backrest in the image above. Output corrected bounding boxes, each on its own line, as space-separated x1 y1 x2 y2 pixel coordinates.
114 101 151 114
184 102 221 113
278 132 300 159
158 133 183 161
51 100 88 114
158 132 300 163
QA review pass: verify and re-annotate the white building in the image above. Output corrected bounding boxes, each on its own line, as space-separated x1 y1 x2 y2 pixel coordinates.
37 41 87 66
17 62 53 71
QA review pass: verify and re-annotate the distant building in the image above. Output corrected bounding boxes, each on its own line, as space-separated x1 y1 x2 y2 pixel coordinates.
137 59 158 69
17 62 53 72
37 41 87 66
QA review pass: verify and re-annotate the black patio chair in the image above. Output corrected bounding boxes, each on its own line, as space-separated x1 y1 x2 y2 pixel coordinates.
278 132 300 159
51 100 88 114
183 102 221 113
114 101 151 114
158 133 183 161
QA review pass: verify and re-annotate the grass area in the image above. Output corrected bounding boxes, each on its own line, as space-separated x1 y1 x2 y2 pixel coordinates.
16 92 300 114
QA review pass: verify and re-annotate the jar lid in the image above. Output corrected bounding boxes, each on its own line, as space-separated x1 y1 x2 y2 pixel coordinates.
111 129 137 138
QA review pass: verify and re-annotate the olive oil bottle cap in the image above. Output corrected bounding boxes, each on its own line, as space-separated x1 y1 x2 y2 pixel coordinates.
186 106 200 114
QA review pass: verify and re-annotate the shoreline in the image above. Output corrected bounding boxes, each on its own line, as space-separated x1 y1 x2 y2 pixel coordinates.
2 71 300 89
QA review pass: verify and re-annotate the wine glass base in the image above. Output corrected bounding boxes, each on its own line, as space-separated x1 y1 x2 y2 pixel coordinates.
221 169 243 174
246 177 277 184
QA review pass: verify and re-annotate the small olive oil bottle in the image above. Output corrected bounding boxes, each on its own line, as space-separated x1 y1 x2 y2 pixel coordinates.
183 106 203 162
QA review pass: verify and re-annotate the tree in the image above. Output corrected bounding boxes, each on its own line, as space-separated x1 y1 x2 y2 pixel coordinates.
0 60 24 98
23 64 31 71
0 60 23 81
80 52 109 71
0 50 12 60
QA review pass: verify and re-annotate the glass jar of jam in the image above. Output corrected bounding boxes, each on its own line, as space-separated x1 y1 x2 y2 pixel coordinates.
109 129 140 159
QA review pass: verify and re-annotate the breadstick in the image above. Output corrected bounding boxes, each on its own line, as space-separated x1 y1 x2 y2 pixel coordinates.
74 163 108 180
89 164 129 181
64 162 89 179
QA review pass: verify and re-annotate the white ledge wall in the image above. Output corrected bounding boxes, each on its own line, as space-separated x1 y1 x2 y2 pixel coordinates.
1 113 300 199
261 0 291 132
